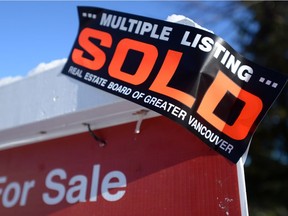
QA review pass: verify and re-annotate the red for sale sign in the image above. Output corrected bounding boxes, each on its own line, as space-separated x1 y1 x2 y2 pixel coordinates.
0 117 242 215
61 6 287 163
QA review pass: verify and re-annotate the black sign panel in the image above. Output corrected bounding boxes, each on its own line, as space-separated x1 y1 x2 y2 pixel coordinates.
62 6 287 163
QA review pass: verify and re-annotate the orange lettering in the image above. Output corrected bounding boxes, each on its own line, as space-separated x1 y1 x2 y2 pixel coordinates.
149 50 195 107
72 28 112 70
71 29 262 141
197 71 263 140
108 38 158 85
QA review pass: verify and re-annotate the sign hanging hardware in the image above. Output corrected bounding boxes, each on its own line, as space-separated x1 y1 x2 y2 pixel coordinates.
133 109 149 134
83 123 106 147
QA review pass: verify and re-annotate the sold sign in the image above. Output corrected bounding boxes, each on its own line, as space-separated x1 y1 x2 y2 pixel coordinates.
62 6 287 163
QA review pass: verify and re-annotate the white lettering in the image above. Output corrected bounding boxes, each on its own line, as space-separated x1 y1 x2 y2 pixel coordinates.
144 95 187 120
42 164 127 205
20 180 35 206
43 169 66 205
101 171 127 201
2 182 21 208
66 175 87 203
188 115 233 154
0 177 35 208
100 13 172 41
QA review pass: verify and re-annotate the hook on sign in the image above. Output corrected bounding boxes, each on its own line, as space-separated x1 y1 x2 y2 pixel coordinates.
83 123 106 147
133 109 149 134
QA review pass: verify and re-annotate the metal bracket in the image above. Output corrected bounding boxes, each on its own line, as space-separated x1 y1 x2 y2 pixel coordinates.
83 123 106 147
133 109 149 134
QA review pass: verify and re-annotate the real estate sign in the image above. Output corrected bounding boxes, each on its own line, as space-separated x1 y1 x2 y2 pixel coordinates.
62 6 287 163
0 117 243 215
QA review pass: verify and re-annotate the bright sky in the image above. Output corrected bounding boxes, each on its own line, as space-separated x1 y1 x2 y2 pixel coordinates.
0 1 244 84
